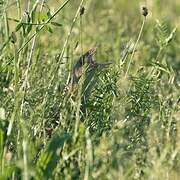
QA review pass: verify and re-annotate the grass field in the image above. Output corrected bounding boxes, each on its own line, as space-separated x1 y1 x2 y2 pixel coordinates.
0 0 180 179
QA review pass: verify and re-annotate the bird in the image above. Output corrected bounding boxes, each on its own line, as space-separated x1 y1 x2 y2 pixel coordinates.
67 47 112 106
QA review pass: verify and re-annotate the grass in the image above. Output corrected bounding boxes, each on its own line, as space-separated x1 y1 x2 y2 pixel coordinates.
0 0 180 179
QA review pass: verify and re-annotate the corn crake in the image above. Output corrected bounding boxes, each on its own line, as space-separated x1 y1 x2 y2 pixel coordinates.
67 47 112 117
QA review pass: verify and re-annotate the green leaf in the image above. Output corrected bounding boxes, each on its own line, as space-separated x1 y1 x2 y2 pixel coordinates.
36 131 71 178
44 25 53 33
8 17 19 22
151 61 170 74
30 2 38 23
31 10 36 23
11 32 17 44
51 22 63 27
15 23 23 32
47 11 52 18
26 24 33 35
0 119 8 156
0 129 5 154
38 12 49 22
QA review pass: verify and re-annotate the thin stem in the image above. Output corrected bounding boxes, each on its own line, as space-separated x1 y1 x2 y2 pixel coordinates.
16 0 21 19
125 17 146 76
23 141 28 180
147 47 163 79
14 44 19 93
3 0 10 41
6 43 19 137
80 10 84 55
0 2 17 12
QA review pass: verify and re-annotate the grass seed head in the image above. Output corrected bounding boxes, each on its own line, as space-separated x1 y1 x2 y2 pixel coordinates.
80 6 85 16
11 32 17 44
142 6 148 17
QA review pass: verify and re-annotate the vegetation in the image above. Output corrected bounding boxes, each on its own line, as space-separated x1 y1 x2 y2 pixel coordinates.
0 0 180 179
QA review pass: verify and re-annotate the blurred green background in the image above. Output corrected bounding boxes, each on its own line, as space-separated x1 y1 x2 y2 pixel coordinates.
0 0 180 179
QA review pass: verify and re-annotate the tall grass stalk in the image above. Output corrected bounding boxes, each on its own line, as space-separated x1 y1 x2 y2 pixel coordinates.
125 16 146 76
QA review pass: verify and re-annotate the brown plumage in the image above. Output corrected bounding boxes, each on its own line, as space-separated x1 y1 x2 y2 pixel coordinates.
68 47 111 95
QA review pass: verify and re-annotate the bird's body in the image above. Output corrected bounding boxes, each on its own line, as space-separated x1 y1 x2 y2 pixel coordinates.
65 47 111 117
68 47 97 87
68 47 111 94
